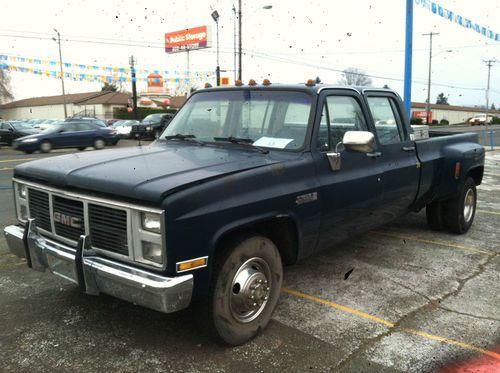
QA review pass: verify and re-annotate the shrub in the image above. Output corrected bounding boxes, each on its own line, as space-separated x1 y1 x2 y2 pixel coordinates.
431 120 439 125
410 118 423 125
113 107 178 120
439 119 450 125
491 116 500 124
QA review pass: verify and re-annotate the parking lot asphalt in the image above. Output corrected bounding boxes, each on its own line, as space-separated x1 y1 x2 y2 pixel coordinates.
0 142 499 372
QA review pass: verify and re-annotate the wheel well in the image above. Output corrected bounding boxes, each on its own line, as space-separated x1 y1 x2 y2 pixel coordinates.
215 217 299 266
467 166 483 186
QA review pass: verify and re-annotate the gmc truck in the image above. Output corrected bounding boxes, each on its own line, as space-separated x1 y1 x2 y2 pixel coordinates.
4 82 485 345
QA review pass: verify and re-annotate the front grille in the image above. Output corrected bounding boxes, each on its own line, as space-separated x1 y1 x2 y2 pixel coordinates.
28 189 51 231
53 196 85 241
132 125 143 132
25 186 131 258
89 204 128 255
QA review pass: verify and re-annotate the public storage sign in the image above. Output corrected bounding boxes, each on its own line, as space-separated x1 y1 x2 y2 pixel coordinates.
165 26 211 53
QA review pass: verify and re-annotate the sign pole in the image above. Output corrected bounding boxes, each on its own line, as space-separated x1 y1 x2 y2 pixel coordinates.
403 0 413 120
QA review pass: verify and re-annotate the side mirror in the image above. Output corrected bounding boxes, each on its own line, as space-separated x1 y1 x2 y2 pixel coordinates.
326 131 376 172
342 131 375 153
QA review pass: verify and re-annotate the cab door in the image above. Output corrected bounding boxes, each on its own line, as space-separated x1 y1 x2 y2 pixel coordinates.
365 93 420 220
312 90 383 251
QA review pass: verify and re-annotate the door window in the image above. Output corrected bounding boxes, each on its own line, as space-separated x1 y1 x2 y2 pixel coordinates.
367 97 405 145
317 96 367 151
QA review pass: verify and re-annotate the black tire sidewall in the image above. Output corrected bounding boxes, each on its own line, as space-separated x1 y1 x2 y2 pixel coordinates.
211 235 283 346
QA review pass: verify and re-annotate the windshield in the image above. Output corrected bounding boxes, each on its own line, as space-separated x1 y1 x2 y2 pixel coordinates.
11 122 33 130
42 124 63 133
161 90 312 150
143 114 163 122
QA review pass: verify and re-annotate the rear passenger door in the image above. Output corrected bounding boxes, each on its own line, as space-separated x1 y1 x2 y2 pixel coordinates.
313 90 383 250
365 93 420 219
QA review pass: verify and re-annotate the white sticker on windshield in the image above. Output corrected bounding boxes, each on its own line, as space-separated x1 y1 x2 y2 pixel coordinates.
253 137 294 149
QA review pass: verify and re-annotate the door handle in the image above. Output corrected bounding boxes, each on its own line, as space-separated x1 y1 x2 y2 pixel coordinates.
366 152 382 158
402 146 415 152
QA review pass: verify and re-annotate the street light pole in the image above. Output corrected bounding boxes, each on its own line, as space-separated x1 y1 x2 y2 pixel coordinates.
53 29 68 119
237 4 272 82
211 10 221 86
423 32 439 125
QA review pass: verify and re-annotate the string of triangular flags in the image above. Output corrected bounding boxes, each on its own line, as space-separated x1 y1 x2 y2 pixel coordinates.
0 54 215 84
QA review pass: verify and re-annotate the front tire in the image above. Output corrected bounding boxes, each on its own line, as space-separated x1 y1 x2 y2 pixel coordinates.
444 177 477 234
207 235 283 346
39 141 52 153
93 138 105 150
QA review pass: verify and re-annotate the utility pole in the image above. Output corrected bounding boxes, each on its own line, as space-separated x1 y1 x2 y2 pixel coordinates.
53 29 68 119
484 59 497 149
423 32 439 125
238 0 242 81
129 56 138 120
232 4 237 82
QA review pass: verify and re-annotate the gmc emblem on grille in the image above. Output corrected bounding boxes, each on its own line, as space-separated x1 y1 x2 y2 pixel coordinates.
53 212 81 228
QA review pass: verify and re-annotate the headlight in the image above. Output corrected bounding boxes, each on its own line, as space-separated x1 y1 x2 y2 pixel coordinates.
146 126 152 131
141 212 161 233
18 184 27 199
141 241 163 264
22 138 39 143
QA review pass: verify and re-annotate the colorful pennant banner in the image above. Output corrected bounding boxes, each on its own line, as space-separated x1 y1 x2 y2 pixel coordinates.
0 54 215 79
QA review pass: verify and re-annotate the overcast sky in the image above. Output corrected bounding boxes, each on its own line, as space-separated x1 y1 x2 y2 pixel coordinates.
1 0 499 107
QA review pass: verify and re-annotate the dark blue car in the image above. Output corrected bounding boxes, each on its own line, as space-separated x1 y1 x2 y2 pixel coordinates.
12 121 119 153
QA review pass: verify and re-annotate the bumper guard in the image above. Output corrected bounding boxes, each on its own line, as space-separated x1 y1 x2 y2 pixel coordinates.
3 219 193 314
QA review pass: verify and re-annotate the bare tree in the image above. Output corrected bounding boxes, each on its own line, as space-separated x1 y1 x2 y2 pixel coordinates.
338 67 372 86
0 70 14 104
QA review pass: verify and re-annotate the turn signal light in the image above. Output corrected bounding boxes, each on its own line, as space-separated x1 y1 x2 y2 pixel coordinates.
177 257 208 273
306 79 315 87
455 162 461 179
204 83 212 88
248 79 257 86
235 80 243 86
262 79 271 86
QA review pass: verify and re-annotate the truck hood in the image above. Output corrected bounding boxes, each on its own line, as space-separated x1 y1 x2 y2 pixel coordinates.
14 142 279 204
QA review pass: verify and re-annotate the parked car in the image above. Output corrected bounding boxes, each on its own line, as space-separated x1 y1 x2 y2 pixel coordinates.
114 120 139 138
65 116 107 127
130 113 175 139
3 84 484 345
468 114 495 125
12 121 119 153
0 121 40 146
106 119 121 126
36 119 64 131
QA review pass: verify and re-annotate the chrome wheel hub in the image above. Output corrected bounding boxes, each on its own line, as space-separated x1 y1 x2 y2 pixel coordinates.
463 188 475 223
230 257 271 323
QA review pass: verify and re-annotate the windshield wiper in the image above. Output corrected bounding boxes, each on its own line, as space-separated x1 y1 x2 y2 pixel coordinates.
213 136 269 154
163 134 205 145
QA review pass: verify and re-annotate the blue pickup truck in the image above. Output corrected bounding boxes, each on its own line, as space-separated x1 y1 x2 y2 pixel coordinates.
4 83 485 345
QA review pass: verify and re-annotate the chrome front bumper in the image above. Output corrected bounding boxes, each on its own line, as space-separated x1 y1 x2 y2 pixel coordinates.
3 219 193 314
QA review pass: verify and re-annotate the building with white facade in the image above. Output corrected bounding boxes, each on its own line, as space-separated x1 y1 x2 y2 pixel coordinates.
0 91 130 120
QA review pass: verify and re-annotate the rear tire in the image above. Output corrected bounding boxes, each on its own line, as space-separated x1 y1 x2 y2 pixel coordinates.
426 200 446 230
203 234 283 346
93 138 105 150
39 141 52 153
444 177 477 234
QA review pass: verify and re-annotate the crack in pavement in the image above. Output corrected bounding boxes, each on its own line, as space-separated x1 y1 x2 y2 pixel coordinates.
334 253 497 371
